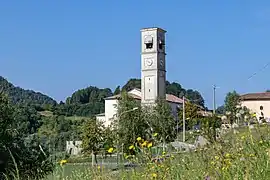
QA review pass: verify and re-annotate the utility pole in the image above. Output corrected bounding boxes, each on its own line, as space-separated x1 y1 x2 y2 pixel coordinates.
213 85 216 115
183 96 185 142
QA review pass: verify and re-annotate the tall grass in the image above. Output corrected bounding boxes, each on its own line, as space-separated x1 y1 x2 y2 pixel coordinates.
48 124 270 180
5 124 270 180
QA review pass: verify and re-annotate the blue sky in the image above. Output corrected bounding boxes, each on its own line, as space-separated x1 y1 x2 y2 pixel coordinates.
1 1 270 108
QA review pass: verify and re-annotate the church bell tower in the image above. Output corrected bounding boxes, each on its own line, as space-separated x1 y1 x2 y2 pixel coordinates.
141 27 166 105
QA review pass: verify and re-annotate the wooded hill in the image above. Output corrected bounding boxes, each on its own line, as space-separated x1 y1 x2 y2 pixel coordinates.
0 76 205 117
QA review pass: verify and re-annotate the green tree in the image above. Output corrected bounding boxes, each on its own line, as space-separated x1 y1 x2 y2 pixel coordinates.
178 101 201 130
224 91 240 123
113 86 121 95
0 92 53 179
149 98 177 143
216 105 225 114
81 119 105 164
185 89 205 107
122 78 141 92
114 91 146 152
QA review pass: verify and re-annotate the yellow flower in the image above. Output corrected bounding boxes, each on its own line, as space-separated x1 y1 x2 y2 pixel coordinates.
137 137 142 141
214 156 219 160
153 133 158 137
225 153 230 158
241 136 245 140
142 141 148 147
210 161 215 165
107 147 114 153
152 173 157 178
147 142 153 148
60 159 67 166
249 154 255 157
259 140 263 144
129 145 135 150
162 151 166 155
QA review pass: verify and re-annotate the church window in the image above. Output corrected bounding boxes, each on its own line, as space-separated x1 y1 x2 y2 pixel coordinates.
149 89 150 92
158 39 163 49
146 43 153 49
144 36 153 49
260 105 263 110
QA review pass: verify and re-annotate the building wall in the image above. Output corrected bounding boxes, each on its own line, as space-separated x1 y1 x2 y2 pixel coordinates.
96 115 106 125
241 100 270 119
105 99 118 126
66 141 82 156
128 89 141 97
169 102 180 120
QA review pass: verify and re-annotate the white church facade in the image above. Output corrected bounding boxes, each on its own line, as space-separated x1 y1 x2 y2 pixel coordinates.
96 88 183 127
96 27 184 127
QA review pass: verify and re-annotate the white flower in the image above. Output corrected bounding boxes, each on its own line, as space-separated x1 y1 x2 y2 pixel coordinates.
221 116 227 121
236 105 241 109
244 115 249 119
236 113 241 118
239 110 245 115
226 111 231 115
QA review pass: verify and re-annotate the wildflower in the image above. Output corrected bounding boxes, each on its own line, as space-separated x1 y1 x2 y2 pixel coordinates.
60 159 67 166
162 151 166 155
225 153 230 158
214 156 219 160
129 145 135 150
107 147 113 153
241 136 245 140
153 133 158 137
137 137 142 141
249 154 255 157
142 141 148 147
147 142 153 148
259 140 263 144
152 173 157 178
210 161 215 165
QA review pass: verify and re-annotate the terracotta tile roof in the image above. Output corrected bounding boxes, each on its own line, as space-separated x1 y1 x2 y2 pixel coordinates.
104 89 183 104
166 94 183 104
240 92 270 101
104 93 141 100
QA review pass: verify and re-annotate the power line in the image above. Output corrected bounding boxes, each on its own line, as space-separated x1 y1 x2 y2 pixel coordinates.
247 62 270 81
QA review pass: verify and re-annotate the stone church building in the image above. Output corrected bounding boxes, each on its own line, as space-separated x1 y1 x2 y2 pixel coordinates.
96 27 184 127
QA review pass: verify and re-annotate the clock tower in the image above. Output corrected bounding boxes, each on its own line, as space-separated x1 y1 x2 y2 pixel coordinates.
141 27 166 105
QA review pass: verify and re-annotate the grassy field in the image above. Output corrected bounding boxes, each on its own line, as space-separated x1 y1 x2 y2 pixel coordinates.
44 124 270 179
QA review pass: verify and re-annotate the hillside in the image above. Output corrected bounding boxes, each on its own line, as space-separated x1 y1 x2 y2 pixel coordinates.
0 76 206 117
0 76 57 107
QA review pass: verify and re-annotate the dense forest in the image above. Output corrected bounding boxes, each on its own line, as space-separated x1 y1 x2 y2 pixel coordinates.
0 76 205 117
0 76 57 108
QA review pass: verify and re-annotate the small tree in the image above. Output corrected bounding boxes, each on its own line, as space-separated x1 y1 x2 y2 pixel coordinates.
114 91 146 152
200 116 222 142
150 98 176 143
224 91 240 124
81 119 105 164
178 101 201 130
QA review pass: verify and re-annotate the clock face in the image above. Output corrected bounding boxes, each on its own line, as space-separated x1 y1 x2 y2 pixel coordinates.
146 58 153 66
